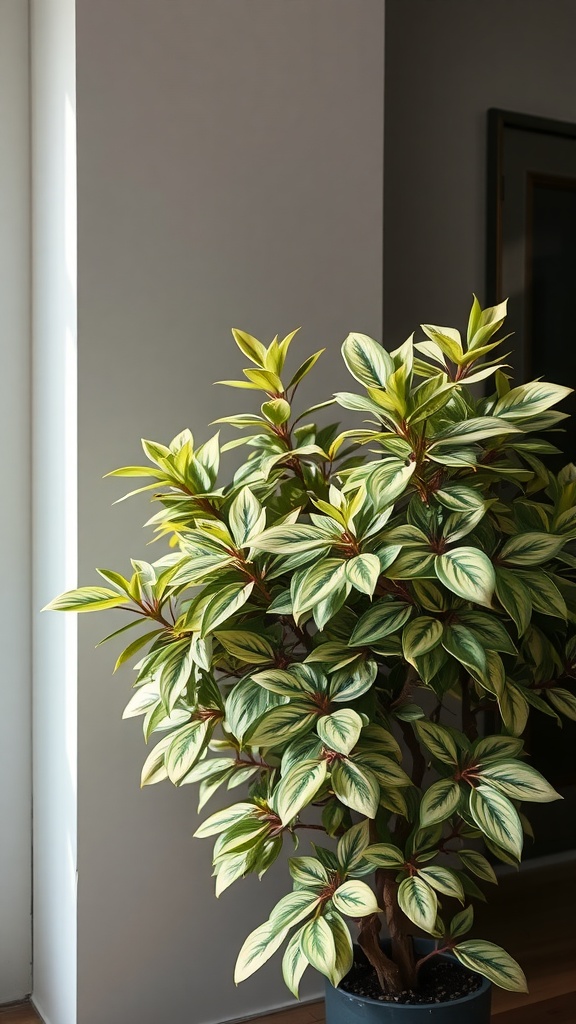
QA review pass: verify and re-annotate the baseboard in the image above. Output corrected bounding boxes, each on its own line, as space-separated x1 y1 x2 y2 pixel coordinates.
223 995 322 1024
29 997 49 1024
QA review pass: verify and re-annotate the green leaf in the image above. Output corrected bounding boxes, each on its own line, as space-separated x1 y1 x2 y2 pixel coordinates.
332 880 379 917
500 532 565 567
282 929 308 998
521 571 567 620
105 464 168 480
212 816 269 859
414 721 459 765
337 820 371 872
43 586 129 613
436 485 486 513
231 328 267 365
473 735 524 761
419 778 461 826
292 558 347 619
194 802 258 838
435 548 495 608
140 734 170 787
330 658 378 703
225 677 287 742
166 720 210 784
317 709 363 756
247 705 317 748
548 687 576 721
457 612 517 655
122 681 161 719
334 391 390 417
250 523 331 555
353 751 410 788
442 504 490 544
469 785 523 859
494 380 572 421
457 849 497 884
261 398 291 425
453 940 528 993
200 583 254 637
331 760 379 818
402 616 443 666
327 913 354 988
418 866 464 901
408 381 458 424
289 856 329 887
498 684 529 737
363 843 405 869
477 760 561 803
156 640 195 714
341 333 392 388
288 349 326 389
276 760 328 825
345 554 381 596
495 568 532 636
450 905 474 938
468 297 507 349
213 848 254 898
269 890 322 931
114 630 163 673
234 920 289 984
349 600 412 646
365 460 416 507
442 623 487 678
386 548 436 580
420 324 463 363
322 800 346 838
228 487 266 547
397 876 438 933
301 918 337 979
216 630 275 665
431 417 521 446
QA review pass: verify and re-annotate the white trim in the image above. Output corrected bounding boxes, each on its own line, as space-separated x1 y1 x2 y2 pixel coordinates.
31 1 77 1021
0 0 32 1002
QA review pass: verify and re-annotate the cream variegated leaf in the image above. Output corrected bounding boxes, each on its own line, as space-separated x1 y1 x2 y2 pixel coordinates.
301 918 337 979
332 880 379 917
282 928 308 998
276 760 328 826
317 709 363 756
397 876 438 933
235 920 289 984
454 940 528 992
469 785 523 860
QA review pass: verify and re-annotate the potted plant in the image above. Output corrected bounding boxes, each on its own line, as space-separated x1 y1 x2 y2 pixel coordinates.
47 298 576 1021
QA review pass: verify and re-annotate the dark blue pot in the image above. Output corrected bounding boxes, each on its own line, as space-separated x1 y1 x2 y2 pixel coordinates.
324 939 492 1023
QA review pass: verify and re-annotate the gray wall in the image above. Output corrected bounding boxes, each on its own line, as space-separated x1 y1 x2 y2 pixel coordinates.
74 3 384 1022
384 0 576 342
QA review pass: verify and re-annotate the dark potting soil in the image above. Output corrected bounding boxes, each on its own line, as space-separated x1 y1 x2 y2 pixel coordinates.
339 954 482 1005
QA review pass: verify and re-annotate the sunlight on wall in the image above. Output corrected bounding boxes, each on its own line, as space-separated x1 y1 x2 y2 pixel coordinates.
31 2 78 1023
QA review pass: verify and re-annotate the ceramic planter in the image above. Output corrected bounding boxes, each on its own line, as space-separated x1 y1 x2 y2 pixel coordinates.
324 939 492 1024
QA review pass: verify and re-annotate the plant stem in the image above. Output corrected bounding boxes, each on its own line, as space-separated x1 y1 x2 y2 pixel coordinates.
381 870 417 990
398 719 426 790
415 945 448 975
357 914 403 994
462 675 478 740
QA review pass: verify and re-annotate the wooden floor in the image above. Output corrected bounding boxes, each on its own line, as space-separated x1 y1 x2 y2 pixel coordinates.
2 860 574 1023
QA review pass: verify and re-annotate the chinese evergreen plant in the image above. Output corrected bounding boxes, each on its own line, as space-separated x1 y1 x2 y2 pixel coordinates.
47 299 576 999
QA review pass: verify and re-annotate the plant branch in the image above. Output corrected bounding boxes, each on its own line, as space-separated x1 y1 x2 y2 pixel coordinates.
462 675 478 741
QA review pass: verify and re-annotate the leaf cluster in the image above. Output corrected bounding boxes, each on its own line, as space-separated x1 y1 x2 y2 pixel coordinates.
46 303 576 997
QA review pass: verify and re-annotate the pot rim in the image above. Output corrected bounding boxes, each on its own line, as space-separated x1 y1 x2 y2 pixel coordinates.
330 946 491 1011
